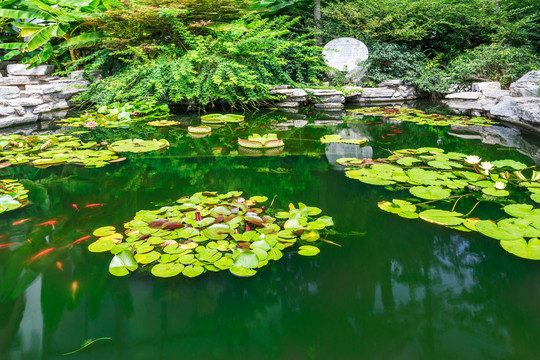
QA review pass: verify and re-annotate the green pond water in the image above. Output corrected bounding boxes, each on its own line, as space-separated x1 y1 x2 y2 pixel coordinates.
1 105 540 359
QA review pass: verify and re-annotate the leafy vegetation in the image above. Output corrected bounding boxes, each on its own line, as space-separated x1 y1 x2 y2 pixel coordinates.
0 179 28 214
349 107 498 127
88 191 334 278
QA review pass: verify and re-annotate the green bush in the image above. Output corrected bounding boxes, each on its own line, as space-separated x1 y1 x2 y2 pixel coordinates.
449 44 540 88
76 16 327 108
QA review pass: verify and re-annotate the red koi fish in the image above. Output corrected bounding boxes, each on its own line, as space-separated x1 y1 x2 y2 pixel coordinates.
56 261 64 271
38 220 58 229
71 235 91 245
29 248 54 262
0 243 16 249
72 204 79 211
12 218 30 226
85 204 103 208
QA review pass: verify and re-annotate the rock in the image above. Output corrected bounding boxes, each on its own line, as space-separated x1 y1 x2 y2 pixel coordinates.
356 88 396 98
0 106 15 116
7 64 55 76
0 86 20 98
314 103 345 109
342 86 364 97
445 92 482 100
275 101 301 108
33 100 69 114
39 110 68 121
271 88 307 103
395 85 418 99
0 76 36 86
490 96 540 125
269 85 291 91
70 70 85 79
0 114 39 128
510 71 540 97
378 79 404 87
56 88 87 99
483 90 511 99
4 98 44 107
471 82 501 93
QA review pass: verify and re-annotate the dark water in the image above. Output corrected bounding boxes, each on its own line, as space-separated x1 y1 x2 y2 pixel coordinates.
1 105 540 360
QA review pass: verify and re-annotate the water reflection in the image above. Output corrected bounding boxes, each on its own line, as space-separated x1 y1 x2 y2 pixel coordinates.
1 107 540 359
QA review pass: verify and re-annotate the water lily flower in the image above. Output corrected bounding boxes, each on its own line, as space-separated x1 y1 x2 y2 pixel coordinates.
132 111 139 116
480 161 494 175
85 113 90 117
464 155 482 165
494 181 506 190
84 121 98 129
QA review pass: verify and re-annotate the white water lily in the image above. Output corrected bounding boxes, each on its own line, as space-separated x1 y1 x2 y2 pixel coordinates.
480 161 494 175
464 155 482 165
494 181 506 190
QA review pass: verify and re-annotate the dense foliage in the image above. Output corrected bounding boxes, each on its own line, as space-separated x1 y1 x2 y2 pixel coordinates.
76 16 326 108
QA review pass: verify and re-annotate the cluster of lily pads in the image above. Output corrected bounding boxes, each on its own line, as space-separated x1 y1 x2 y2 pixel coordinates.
201 114 245 124
320 135 367 145
238 134 284 149
348 107 498 127
109 139 170 154
338 147 540 260
0 134 122 168
0 179 28 214
57 102 170 128
88 191 333 278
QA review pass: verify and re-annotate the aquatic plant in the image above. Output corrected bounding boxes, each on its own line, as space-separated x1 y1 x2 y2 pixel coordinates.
0 179 28 214
348 107 497 127
201 114 245 124
88 191 334 278
0 134 124 168
320 135 367 145
188 126 212 135
147 120 180 127
238 134 284 149
338 147 540 260
57 102 169 128
108 139 169 154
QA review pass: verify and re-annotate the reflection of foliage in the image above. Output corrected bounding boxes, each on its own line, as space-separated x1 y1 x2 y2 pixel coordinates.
0 179 28 214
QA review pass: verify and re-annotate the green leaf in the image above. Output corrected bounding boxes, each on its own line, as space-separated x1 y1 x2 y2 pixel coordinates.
233 251 259 268
419 209 464 226
151 263 184 278
298 245 320 256
500 238 540 260
409 186 451 200
475 220 524 241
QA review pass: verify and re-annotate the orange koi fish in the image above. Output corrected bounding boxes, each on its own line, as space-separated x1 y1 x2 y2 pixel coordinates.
85 204 103 208
0 243 15 249
71 235 91 245
56 261 64 271
38 220 57 229
72 204 79 211
12 218 30 226
71 281 78 296
29 248 54 262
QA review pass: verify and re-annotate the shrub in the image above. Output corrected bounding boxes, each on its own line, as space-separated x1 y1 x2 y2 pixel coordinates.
76 16 327 108
449 44 540 88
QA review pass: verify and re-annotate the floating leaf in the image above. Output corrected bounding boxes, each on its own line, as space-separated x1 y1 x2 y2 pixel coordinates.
500 238 540 260
378 199 418 219
410 186 451 200
151 263 184 277
298 245 320 256
475 220 524 241
109 139 169 153
229 265 257 277
419 210 464 226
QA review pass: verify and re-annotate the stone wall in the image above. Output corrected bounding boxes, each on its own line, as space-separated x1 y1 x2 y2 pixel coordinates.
444 71 540 132
0 64 88 128
270 80 421 109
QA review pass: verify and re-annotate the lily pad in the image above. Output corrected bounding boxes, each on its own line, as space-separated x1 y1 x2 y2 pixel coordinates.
500 238 540 260
109 139 169 153
475 220 524 241
410 186 451 200
419 210 464 226
378 199 418 219
151 263 185 277
298 245 320 256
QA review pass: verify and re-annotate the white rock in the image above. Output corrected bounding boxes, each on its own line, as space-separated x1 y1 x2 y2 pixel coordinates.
445 92 482 100
276 101 301 107
510 71 540 97
471 82 501 93
5 98 44 107
0 106 16 116
39 110 68 121
33 100 69 114
0 86 20 97
7 64 55 76
314 102 345 109
378 79 404 87
0 114 39 128
357 88 395 98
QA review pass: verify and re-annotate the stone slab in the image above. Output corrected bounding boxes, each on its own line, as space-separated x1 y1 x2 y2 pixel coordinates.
314 103 345 109
7 64 55 76
356 88 396 98
0 86 20 97
33 100 69 114
275 101 301 108
5 98 44 107
0 114 39 128
445 92 482 100
323 38 369 72
471 82 501 93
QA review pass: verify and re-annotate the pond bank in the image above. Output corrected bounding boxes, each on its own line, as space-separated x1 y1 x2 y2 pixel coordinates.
444 71 540 133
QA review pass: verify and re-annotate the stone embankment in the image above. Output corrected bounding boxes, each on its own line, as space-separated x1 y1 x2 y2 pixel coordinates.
444 71 540 131
270 80 419 109
0 64 88 128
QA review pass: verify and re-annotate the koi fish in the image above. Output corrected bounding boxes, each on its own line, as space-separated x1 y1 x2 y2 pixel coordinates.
12 218 30 226
85 204 103 208
29 248 54 262
71 235 91 245
38 220 58 229
0 243 15 249
71 281 78 296
56 261 64 271
381 136 386 139
72 204 79 211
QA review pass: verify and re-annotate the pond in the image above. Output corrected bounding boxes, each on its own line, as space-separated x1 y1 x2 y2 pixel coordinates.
1 103 540 360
